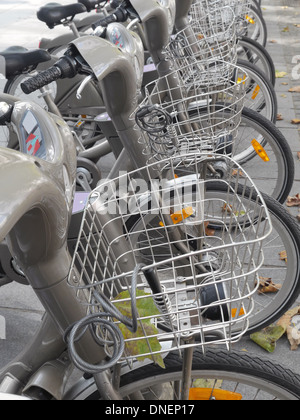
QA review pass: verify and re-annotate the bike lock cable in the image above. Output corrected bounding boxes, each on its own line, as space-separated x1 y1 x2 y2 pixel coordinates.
64 263 145 374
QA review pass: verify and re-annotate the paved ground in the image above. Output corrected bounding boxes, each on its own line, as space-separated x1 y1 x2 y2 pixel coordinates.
0 0 300 396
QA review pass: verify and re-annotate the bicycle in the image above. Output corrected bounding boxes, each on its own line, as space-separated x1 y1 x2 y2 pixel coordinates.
1 13 300 401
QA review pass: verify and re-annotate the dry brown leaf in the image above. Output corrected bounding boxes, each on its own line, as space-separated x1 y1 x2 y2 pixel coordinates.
232 169 244 177
204 221 215 237
257 277 282 294
279 250 287 262
289 86 300 93
277 114 284 121
222 203 233 213
291 119 300 124
297 152 300 160
277 306 300 330
286 193 300 207
287 326 300 351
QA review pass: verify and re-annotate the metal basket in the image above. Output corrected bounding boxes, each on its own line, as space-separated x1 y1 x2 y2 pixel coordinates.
133 63 247 164
166 7 237 77
191 0 251 20
68 153 272 367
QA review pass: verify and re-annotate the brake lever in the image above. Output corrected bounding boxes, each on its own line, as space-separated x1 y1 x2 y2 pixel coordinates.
76 75 95 100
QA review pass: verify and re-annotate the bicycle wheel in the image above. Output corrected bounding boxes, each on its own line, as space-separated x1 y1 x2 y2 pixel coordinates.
205 182 300 335
238 36 276 86
237 6 268 47
237 59 277 123
69 349 300 400
189 106 294 204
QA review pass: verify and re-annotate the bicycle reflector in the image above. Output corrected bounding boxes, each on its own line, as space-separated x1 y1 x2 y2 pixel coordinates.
251 139 270 162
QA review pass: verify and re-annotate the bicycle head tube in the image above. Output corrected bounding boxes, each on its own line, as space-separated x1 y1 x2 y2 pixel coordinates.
129 0 171 63
174 0 193 30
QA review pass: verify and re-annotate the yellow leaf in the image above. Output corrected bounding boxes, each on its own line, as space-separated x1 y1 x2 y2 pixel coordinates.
276 71 288 78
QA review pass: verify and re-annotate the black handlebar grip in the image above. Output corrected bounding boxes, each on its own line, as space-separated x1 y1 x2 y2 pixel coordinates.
92 7 128 29
21 66 62 94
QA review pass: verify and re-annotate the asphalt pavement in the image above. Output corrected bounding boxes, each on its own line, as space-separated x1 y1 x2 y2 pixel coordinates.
0 0 300 394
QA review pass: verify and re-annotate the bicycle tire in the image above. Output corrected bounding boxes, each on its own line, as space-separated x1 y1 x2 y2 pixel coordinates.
237 58 277 123
120 349 300 400
238 36 276 86
72 349 300 400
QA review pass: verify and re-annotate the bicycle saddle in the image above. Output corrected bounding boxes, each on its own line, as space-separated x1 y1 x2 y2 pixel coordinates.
37 3 87 29
78 0 102 13
0 47 51 78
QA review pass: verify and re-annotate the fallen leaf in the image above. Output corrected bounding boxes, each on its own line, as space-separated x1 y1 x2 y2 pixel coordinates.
269 40 278 43
282 82 289 85
289 86 300 93
294 24 300 28
282 26 290 32
250 325 286 353
251 307 300 353
276 71 288 78
257 277 282 294
204 221 215 237
291 119 300 124
277 114 284 121
277 306 300 330
297 152 300 160
287 325 300 351
286 193 300 207
279 250 287 262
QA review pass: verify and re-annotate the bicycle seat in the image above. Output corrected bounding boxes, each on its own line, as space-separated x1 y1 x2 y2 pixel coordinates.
37 3 87 29
78 0 102 13
0 47 51 78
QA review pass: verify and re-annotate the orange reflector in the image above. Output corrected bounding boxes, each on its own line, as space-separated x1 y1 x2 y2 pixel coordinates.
237 75 247 85
232 308 246 318
251 140 270 162
252 85 260 100
189 388 243 401
245 15 255 24
159 207 194 227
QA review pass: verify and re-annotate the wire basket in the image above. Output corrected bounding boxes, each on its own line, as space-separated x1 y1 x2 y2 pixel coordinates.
133 63 247 165
68 153 272 368
166 6 237 78
191 0 250 20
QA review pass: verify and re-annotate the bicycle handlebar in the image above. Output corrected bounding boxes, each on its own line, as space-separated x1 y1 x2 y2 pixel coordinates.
21 67 62 94
21 56 79 95
92 5 129 28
